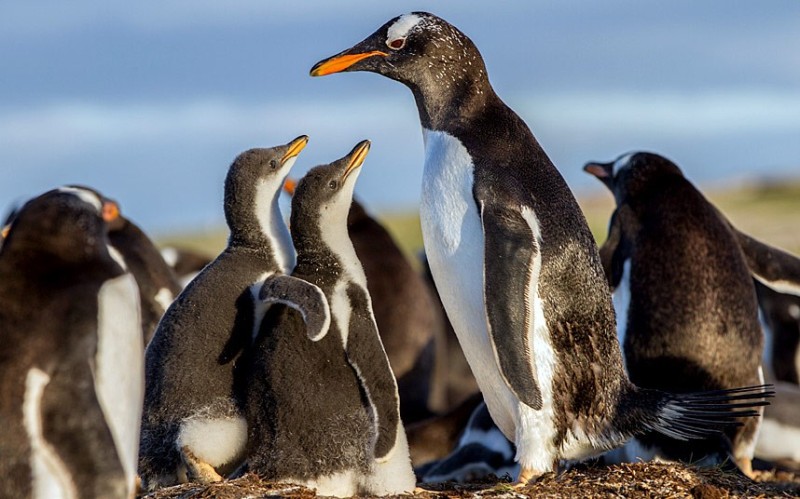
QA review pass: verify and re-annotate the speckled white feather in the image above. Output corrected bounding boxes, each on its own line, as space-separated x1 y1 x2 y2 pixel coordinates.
386 13 422 42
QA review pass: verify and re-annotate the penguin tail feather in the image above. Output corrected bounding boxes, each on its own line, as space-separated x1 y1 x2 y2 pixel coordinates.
628 384 774 441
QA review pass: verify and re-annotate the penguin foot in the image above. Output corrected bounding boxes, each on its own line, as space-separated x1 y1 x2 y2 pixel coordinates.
514 466 556 488
181 446 223 484
736 457 756 479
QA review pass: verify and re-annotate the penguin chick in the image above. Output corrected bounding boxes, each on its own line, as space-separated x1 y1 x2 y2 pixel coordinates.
585 152 767 475
311 12 771 484
138 136 308 491
283 178 445 424
0 188 142 499
245 140 415 497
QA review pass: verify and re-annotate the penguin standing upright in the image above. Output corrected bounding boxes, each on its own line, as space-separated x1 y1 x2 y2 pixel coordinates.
139 136 308 491
62 186 182 347
245 141 415 497
0 188 141 499
584 152 767 474
284 179 445 423
311 12 770 483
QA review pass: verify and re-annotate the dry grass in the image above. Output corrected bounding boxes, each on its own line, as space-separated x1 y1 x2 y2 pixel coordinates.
141 463 800 498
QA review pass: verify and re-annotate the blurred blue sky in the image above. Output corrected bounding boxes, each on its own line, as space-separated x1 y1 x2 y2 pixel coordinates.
1 1 799 234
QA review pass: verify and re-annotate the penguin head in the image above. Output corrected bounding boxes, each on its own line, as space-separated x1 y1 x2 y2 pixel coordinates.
224 135 308 244
310 13 488 113
290 140 370 250
584 152 684 204
2 187 119 265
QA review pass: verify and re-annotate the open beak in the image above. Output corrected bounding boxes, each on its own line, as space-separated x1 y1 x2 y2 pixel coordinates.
342 140 371 181
281 135 309 164
310 50 388 77
283 178 297 196
102 201 120 222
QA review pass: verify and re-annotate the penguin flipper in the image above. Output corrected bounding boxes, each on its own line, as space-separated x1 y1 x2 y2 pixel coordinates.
598 210 629 290
731 227 800 297
259 275 331 341
479 201 542 410
342 283 402 462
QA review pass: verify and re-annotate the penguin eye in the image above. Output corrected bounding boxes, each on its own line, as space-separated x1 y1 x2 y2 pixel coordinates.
387 38 406 50
269 160 277 169
328 180 338 190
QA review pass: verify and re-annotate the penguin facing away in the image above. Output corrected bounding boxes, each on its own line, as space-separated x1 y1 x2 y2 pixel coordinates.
283 178 445 423
584 152 766 475
245 141 415 497
64 185 182 347
0 188 140 499
311 12 771 483
138 136 308 491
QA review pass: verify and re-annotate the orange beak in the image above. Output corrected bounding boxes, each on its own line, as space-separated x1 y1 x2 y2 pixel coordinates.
281 135 309 164
102 201 120 222
343 140 371 181
283 178 297 196
1 224 10 239
310 51 388 77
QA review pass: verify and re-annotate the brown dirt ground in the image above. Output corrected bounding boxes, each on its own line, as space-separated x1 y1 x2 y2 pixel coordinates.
141 463 800 499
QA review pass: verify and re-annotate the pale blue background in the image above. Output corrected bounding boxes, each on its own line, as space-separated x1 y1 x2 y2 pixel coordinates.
2 1 798 233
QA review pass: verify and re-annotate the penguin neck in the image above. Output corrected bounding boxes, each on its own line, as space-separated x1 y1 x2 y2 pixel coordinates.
405 60 496 132
225 178 295 272
292 203 366 288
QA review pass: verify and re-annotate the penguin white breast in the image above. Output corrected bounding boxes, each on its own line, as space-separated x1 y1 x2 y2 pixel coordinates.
95 271 144 494
23 368 77 499
612 259 632 371
419 129 558 470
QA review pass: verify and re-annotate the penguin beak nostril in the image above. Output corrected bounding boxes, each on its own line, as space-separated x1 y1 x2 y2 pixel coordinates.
281 135 309 164
342 140 371 181
310 50 388 77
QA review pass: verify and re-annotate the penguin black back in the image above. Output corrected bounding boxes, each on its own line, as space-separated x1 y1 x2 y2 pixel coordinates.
585 152 765 472
0 189 129 498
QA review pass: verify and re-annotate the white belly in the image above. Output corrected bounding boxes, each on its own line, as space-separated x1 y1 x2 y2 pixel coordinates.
612 259 632 371
95 272 144 494
420 129 558 471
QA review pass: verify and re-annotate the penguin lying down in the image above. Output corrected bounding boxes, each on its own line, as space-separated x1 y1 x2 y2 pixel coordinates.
243 141 415 497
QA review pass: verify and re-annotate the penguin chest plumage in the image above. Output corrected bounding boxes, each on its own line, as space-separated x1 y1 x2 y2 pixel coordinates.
420 129 559 469
95 271 144 493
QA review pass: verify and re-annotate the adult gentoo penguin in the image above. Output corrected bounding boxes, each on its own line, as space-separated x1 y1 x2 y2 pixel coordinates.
139 136 308 491
284 178 445 423
245 141 415 497
584 152 766 475
311 12 770 483
62 185 182 347
0 188 141 498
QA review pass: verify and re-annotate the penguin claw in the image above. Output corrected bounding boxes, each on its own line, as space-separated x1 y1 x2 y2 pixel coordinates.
180 446 223 484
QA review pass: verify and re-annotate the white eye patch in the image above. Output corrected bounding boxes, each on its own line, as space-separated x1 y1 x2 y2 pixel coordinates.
387 13 422 42
57 186 102 212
